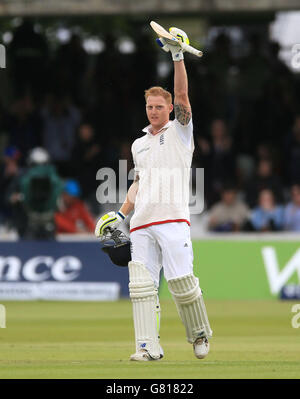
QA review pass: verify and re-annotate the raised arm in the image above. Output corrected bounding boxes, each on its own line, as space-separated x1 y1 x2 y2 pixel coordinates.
174 60 192 126
156 26 192 127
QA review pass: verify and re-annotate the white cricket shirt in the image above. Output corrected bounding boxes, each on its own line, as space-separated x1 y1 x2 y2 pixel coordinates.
130 118 194 232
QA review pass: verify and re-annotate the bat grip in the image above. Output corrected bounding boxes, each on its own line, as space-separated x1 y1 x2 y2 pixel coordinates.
181 42 203 57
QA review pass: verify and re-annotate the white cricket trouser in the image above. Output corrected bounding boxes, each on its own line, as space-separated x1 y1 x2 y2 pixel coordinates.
130 222 194 287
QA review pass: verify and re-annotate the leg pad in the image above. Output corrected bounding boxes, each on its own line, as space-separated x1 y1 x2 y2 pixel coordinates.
128 261 160 359
168 274 213 343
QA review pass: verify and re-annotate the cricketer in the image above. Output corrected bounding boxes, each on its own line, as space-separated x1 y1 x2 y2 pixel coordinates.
95 26 213 361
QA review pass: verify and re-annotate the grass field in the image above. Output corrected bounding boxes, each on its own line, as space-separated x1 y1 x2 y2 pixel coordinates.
0 299 299 379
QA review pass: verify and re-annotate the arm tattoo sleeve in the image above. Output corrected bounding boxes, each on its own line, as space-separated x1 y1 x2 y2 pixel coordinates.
174 103 192 126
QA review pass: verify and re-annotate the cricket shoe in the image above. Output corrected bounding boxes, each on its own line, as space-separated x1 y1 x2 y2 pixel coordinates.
193 337 209 359
130 345 164 362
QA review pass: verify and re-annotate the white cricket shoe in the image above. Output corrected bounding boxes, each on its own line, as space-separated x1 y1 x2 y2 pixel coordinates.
193 337 209 359
130 346 164 362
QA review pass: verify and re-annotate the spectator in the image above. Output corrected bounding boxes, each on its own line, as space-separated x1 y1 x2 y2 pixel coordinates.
0 146 22 224
9 19 49 98
6 147 63 239
41 94 81 177
195 118 236 206
0 101 9 154
244 158 284 208
208 183 249 232
285 115 300 185
7 94 43 163
55 179 95 234
52 33 88 105
283 184 300 232
250 189 284 232
119 140 134 176
71 122 102 202
267 41 291 76
237 33 270 149
200 33 234 120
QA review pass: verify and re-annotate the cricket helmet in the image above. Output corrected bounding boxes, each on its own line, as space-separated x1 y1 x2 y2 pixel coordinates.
101 228 131 267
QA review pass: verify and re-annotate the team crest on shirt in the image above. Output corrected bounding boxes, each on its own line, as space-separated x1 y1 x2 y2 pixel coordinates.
160 134 164 145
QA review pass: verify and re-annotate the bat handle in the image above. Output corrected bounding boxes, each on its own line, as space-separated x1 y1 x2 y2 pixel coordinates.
181 42 203 57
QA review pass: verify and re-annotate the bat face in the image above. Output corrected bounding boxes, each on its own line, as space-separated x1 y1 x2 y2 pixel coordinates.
150 21 178 43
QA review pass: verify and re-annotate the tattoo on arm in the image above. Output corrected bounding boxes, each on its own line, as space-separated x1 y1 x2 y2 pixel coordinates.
174 103 192 126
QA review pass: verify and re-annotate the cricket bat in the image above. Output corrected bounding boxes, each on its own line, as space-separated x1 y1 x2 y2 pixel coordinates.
150 21 203 58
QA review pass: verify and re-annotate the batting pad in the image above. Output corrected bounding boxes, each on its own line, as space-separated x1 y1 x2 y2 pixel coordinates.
128 261 161 359
168 274 213 343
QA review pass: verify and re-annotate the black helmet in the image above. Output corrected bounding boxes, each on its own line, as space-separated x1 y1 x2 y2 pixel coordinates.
101 229 131 267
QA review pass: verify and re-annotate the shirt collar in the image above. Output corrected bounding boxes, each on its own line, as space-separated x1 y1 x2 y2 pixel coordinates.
142 120 172 135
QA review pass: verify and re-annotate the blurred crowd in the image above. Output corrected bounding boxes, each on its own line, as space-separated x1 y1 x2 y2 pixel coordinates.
0 20 300 238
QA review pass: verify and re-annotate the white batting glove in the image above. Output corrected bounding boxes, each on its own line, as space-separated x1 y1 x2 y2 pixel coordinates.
95 211 126 238
156 37 183 61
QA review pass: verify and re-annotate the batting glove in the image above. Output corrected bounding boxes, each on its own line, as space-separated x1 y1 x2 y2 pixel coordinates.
169 27 190 47
156 27 189 62
169 27 190 61
95 211 126 238
156 36 183 61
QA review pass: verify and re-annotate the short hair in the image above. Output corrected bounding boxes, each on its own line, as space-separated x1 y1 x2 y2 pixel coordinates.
144 86 172 104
